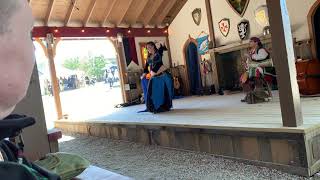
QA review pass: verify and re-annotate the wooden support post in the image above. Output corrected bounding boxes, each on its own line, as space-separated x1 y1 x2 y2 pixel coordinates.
205 0 220 93
267 0 303 127
35 37 63 120
115 39 129 103
39 34 63 120
205 0 215 44
165 36 173 68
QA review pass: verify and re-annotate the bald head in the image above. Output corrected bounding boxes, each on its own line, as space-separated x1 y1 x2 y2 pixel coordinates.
0 0 35 119
0 0 21 34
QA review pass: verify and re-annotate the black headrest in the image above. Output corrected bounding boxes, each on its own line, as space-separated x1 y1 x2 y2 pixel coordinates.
0 114 35 139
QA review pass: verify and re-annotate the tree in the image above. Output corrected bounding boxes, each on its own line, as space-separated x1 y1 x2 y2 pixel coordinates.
62 55 113 82
80 55 107 81
63 57 81 70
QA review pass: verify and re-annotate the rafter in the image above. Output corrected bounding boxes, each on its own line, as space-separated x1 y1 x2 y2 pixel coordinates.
83 0 97 26
141 0 165 26
44 0 56 26
64 0 77 26
101 0 117 26
154 0 177 25
123 0 148 25
163 0 187 25
115 0 134 25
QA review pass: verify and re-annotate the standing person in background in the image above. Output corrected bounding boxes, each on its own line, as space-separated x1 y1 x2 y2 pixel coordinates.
104 70 109 84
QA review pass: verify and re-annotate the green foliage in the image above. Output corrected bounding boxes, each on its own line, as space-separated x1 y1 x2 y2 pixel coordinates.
63 57 81 70
63 55 116 81
81 55 107 80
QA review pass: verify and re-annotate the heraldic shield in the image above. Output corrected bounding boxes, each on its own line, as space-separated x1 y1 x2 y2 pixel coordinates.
237 20 249 40
226 0 250 17
219 18 230 37
192 8 201 26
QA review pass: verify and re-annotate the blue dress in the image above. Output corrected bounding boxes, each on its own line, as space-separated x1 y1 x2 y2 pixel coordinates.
141 52 174 113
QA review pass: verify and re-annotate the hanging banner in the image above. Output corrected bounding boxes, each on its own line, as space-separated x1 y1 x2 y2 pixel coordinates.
123 37 139 66
196 35 209 55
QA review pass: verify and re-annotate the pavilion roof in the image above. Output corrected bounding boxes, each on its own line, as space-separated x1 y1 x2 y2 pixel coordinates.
29 0 187 28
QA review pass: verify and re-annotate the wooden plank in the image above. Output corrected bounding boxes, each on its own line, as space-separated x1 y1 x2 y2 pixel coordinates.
89 125 107 137
166 36 173 67
139 0 165 26
266 0 303 127
240 137 260 160
45 37 63 120
83 0 97 26
258 137 272 162
127 128 137 142
104 126 111 138
115 42 129 103
288 140 305 167
211 135 234 156
101 0 117 26
205 0 216 46
119 127 128 141
44 0 56 26
111 127 120 140
136 127 149 145
270 139 290 164
164 0 187 25
64 0 77 26
209 50 220 93
114 0 134 26
174 131 200 151
125 0 149 25
214 35 272 54
152 0 177 25
199 134 211 153
160 130 171 147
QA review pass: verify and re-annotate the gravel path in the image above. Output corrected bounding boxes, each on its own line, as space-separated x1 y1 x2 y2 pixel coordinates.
59 134 309 180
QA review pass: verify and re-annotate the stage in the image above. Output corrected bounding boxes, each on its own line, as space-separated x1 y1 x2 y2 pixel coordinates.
55 92 320 176
58 92 320 133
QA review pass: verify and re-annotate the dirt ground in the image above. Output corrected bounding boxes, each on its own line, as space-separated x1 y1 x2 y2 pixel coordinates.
59 134 308 180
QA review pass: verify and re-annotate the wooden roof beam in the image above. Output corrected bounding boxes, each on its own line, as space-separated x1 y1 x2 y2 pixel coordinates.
101 0 117 26
141 0 165 26
64 0 77 26
83 0 97 26
154 0 177 25
115 0 134 26
125 0 149 25
44 0 56 26
163 0 187 25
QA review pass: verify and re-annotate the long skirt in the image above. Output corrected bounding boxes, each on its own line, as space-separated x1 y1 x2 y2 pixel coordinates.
141 73 174 113
241 68 272 104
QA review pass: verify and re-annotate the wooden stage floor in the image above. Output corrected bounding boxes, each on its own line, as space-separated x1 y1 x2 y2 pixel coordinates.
61 92 320 133
56 92 320 176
